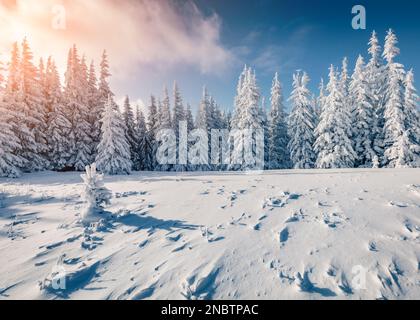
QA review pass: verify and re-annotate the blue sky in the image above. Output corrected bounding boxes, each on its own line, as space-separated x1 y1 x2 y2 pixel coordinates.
120 0 420 113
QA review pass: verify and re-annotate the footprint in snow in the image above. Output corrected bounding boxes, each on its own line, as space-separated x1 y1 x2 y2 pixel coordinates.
284 209 305 223
389 201 409 208
138 239 149 248
279 227 289 246
368 241 379 252
172 243 191 252
166 233 182 242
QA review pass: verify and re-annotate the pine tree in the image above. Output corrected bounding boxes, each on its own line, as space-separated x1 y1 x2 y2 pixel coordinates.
317 78 326 116
172 82 186 171
98 50 113 104
122 95 136 168
194 87 212 171
134 106 153 171
3 42 27 172
382 29 418 167
160 87 172 129
146 95 159 170
44 57 71 170
315 66 356 168
80 163 112 224
403 69 420 166
96 95 132 175
230 67 264 171
340 57 350 101
0 92 24 177
185 103 195 132
87 60 100 161
350 55 376 167
156 87 173 171
18 38 49 171
267 72 290 169
64 45 92 171
287 71 317 169
365 31 386 161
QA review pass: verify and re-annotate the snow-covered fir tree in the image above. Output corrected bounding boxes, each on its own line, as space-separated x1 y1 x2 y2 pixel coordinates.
185 103 195 132
287 71 317 169
18 39 49 171
403 69 420 166
122 95 136 168
87 60 100 161
80 163 112 224
146 95 159 170
134 106 153 171
96 95 132 175
365 31 386 161
44 57 71 170
172 82 186 171
230 67 265 171
3 42 28 172
156 87 173 171
98 50 113 104
267 72 290 169
194 87 212 171
0 88 24 177
315 66 356 168
317 78 326 116
382 29 419 167
350 55 376 167
64 45 92 171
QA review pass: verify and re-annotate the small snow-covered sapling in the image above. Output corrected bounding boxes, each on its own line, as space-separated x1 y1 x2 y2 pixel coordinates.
372 155 380 169
80 163 112 224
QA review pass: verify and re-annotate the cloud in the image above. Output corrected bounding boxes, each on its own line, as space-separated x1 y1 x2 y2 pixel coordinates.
0 0 232 78
252 26 314 75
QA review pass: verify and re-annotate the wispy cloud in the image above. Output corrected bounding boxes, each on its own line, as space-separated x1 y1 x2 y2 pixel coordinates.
252 25 314 75
0 0 233 77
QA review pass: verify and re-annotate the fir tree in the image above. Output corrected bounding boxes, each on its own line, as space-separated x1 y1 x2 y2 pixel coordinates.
87 60 100 161
44 58 71 170
18 38 48 171
287 71 317 169
64 45 92 171
122 95 136 168
172 82 186 171
3 42 27 172
80 163 112 224
267 72 290 169
194 87 212 171
230 67 264 171
382 29 418 167
96 95 132 175
134 106 153 171
365 31 386 160
350 55 376 167
315 66 356 168
403 69 420 166
156 87 173 171
147 95 159 170
0 92 24 177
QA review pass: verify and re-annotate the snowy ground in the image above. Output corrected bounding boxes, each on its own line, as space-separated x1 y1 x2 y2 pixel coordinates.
0 169 419 300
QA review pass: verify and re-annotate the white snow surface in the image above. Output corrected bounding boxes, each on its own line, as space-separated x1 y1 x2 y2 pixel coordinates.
0 169 419 300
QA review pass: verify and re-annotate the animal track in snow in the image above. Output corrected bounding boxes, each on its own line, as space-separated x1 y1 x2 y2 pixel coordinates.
262 192 301 209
